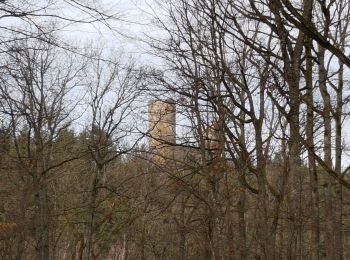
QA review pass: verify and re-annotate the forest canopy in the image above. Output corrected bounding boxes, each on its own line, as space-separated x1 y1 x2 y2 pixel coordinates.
1 0 350 259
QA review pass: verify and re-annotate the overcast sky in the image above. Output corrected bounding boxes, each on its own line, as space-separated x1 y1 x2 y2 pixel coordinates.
56 0 158 63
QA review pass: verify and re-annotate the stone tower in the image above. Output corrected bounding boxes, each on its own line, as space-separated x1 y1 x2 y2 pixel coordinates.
148 99 176 164
207 122 225 152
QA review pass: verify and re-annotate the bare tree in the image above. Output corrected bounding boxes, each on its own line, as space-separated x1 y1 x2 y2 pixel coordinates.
82 51 143 259
0 38 84 259
146 0 350 259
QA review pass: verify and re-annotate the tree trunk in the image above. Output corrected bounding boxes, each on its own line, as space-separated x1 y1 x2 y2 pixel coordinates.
318 42 337 260
34 177 50 260
305 35 320 260
85 165 101 260
237 188 247 260
334 60 344 260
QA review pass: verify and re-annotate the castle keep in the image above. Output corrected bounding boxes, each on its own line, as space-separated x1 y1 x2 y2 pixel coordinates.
148 99 176 164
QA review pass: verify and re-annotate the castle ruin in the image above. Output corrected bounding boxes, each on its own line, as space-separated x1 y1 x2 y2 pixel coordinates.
148 99 176 164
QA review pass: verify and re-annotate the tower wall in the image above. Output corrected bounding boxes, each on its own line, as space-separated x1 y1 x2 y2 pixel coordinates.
148 99 176 164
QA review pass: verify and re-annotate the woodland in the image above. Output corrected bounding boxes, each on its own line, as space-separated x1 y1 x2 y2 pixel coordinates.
1 0 350 259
